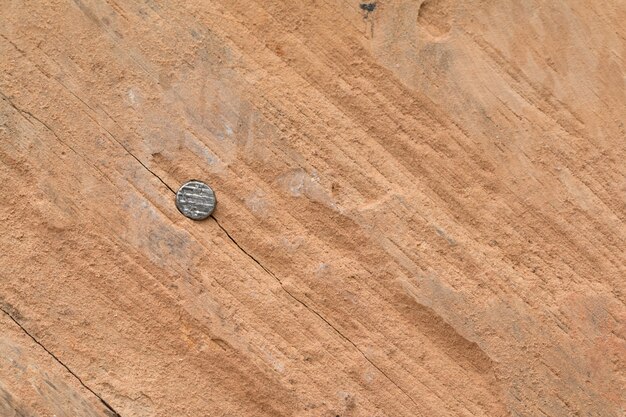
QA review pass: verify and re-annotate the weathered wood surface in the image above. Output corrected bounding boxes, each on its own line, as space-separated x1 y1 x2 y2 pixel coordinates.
1 1 624 416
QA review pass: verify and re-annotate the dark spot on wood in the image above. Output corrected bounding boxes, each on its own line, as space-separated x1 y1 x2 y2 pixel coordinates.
0 298 24 321
359 2 376 12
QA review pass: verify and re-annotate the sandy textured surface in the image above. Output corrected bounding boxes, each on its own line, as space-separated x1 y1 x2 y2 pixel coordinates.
1 1 625 416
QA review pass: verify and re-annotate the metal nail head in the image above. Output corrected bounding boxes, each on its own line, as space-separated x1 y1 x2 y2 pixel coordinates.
175 180 216 220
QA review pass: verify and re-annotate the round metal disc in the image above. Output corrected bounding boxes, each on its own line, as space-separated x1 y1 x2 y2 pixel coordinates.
175 180 216 220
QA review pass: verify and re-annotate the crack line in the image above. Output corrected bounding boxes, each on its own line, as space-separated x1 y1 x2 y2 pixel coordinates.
56 91 176 195
0 92 116 187
211 216 423 413
0 91 80 157
101 128 175 194
0 306 122 417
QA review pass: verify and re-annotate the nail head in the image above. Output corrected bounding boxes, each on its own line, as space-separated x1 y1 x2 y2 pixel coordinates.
175 180 216 220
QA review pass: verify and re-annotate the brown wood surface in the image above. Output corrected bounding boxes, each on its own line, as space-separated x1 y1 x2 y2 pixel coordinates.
1 1 625 416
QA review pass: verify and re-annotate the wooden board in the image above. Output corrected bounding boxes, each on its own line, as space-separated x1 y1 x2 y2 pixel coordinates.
1 1 624 416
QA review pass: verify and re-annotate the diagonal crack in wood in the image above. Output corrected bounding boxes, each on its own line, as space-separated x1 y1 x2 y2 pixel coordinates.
211 216 423 413
0 306 122 417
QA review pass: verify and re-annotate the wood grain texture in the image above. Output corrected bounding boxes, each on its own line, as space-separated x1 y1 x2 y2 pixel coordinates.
0 1 624 416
